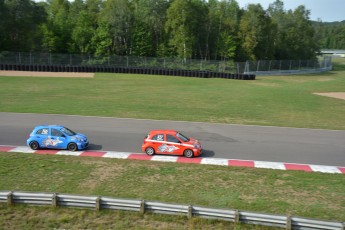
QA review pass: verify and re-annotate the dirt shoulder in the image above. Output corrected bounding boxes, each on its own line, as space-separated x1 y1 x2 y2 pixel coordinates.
0 71 94 78
314 92 345 100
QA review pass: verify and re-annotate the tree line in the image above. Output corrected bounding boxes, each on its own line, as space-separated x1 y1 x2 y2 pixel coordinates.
0 0 343 62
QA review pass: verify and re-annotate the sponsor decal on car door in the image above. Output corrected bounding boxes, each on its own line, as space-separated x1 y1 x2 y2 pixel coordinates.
34 128 49 147
44 128 65 149
158 134 182 155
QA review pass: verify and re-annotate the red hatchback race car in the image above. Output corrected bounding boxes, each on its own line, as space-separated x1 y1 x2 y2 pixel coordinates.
142 130 202 158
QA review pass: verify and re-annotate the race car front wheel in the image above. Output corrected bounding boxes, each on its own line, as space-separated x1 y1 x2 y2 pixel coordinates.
184 149 194 158
67 143 78 151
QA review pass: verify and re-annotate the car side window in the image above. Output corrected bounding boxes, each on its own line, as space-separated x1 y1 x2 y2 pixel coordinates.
52 129 64 137
167 135 180 143
36 128 48 135
152 134 164 141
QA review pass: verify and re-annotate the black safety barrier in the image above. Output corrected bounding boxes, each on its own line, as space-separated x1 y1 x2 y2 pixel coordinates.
0 63 256 80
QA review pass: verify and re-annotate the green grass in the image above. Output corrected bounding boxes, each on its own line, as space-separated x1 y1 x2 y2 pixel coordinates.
0 59 345 130
0 204 276 230
0 152 344 225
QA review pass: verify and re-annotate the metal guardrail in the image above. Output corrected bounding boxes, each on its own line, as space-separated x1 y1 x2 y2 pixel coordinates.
0 191 344 229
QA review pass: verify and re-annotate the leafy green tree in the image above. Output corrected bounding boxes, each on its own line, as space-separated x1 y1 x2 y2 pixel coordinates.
314 21 345 49
284 6 318 59
2 0 46 51
67 0 98 54
0 0 9 51
207 0 240 60
165 0 207 59
269 0 319 60
238 4 274 61
130 0 169 57
41 0 71 53
91 22 112 56
99 0 132 55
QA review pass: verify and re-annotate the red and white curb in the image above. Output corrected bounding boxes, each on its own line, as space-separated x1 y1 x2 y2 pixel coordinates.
1 145 345 174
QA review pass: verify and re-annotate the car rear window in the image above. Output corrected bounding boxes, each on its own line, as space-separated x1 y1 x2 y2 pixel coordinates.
36 128 48 135
152 134 164 141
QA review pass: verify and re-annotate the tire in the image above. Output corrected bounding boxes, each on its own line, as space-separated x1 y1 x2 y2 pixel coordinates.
67 143 78 151
29 141 39 150
184 149 194 158
145 147 155 156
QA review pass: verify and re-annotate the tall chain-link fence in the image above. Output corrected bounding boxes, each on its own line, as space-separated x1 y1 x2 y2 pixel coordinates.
0 51 332 75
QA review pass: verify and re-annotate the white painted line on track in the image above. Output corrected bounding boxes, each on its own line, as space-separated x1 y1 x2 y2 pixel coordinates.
151 155 178 162
309 165 342 174
201 158 229 166
103 151 131 159
9 146 35 153
254 161 286 170
56 151 82 156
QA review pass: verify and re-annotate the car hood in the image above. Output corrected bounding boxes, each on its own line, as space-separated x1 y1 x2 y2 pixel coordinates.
186 138 201 147
74 133 88 140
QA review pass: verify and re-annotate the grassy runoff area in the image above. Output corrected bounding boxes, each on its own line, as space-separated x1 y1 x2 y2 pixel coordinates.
0 59 345 130
0 59 344 228
0 153 344 229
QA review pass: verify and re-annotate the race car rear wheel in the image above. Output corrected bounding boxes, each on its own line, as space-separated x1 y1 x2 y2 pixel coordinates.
29 141 39 150
184 149 194 158
145 147 155 156
67 143 78 151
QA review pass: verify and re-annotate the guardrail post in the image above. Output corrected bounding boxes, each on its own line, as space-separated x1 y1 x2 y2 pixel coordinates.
234 210 240 223
7 191 13 206
96 197 101 211
140 200 145 214
187 205 193 219
342 222 345 230
52 193 58 207
286 216 292 230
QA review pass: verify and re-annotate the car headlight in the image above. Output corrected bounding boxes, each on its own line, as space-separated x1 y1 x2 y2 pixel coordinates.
72 137 82 141
194 144 201 148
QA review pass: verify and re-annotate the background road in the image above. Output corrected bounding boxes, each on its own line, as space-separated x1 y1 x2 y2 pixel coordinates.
1 112 344 166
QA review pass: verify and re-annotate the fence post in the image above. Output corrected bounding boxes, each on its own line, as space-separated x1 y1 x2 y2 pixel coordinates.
187 205 193 219
52 193 58 207
257 60 260 72
286 216 292 230
96 197 101 211
140 200 145 214
7 191 13 206
234 210 240 223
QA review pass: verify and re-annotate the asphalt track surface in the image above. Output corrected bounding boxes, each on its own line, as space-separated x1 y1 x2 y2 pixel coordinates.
1 112 345 167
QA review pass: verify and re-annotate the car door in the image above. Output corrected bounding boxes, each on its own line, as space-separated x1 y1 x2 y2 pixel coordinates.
150 133 165 154
49 128 67 149
34 128 49 148
164 134 183 155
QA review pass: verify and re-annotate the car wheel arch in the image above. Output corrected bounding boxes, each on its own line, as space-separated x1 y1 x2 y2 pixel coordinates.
67 142 78 151
29 141 40 150
183 149 194 158
145 146 155 156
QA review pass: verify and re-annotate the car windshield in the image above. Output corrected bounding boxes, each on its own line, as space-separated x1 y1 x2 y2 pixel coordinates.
60 127 77 136
176 132 190 142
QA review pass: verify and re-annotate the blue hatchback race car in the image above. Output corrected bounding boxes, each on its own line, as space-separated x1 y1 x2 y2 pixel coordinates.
27 125 89 151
